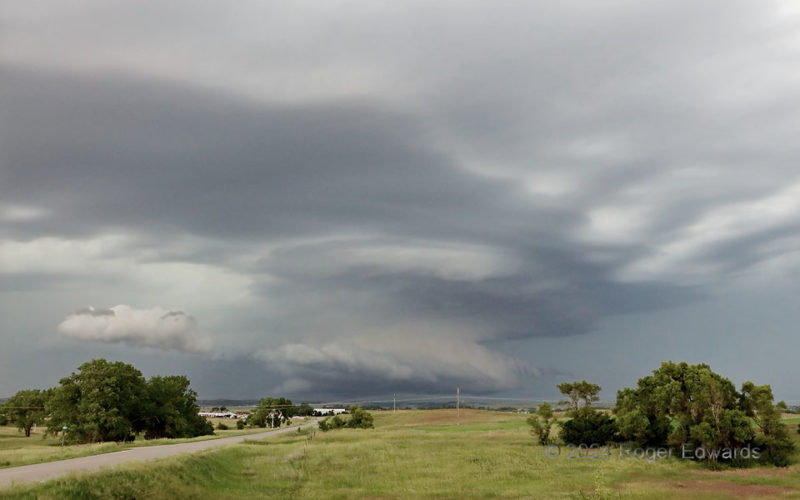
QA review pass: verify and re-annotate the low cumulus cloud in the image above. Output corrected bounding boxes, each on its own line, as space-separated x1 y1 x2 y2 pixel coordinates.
58 305 211 354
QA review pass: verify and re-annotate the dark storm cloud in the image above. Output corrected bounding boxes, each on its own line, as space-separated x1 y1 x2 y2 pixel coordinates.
258 240 698 342
0 66 571 244
3 0 800 397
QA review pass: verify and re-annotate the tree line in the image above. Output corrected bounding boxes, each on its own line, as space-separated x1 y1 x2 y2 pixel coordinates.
528 361 797 467
243 399 374 432
1 358 213 443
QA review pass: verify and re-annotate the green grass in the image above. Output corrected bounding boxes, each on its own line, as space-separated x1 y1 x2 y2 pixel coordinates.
782 415 800 426
3 410 800 499
0 418 307 469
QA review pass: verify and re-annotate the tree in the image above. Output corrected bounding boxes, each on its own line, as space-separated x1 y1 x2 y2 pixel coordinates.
247 397 293 428
142 375 213 439
556 380 616 444
3 389 48 437
615 362 740 447
527 402 556 445
47 359 148 443
558 380 601 417
295 403 314 416
613 361 793 466
741 382 796 466
560 411 618 445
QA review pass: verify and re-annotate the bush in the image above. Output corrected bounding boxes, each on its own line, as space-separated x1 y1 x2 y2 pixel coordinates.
236 419 245 430
319 407 374 432
559 412 618 445
527 403 556 445
216 422 229 430
319 415 345 432
347 406 374 429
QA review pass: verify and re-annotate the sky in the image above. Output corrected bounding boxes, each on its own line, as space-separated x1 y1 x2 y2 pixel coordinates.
2 1 800 402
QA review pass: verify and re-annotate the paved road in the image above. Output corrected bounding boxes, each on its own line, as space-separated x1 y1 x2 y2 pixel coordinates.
0 420 318 489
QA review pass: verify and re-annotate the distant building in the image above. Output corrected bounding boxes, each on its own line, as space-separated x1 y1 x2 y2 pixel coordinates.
198 411 245 419
312 408 346 416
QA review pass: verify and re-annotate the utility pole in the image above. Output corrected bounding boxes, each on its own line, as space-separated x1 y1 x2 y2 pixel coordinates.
393 393 396 413
456 387 461 424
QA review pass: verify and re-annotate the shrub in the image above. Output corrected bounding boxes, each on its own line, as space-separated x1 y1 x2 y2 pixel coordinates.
527 403 556 445
236 419 245 430
318 415 345 432
559 412 618 445
216 422 229 430
347 406 374 429
319 407 374 432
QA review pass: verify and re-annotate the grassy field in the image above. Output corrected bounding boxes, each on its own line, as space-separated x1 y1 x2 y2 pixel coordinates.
0 418 294 469
2 410 800 499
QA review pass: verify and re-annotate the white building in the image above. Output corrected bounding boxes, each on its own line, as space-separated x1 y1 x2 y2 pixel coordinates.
312 408 346 416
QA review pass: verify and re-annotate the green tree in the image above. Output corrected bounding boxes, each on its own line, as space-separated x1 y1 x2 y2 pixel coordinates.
615 362 740 447
741 382 795 466
556 381 615 444
613 361 794 466
558 380 601 417
46 359 148 443
142 375 213 439
295 403 314 416
560 411 618 445
527 402 556 445
3 389 48 437
247 397 293 428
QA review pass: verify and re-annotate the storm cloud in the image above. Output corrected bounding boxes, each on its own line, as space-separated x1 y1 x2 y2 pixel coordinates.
3 1 800 399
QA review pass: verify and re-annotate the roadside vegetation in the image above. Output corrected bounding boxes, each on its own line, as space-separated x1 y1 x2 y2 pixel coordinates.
1 359 213 445
0 359 321 469
3 409 799 499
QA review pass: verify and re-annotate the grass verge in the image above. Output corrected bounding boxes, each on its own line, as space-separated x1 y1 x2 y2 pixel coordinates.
3 410 800 499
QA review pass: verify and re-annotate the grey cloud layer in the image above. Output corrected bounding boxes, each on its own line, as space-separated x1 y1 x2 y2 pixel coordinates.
3 1 800 396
